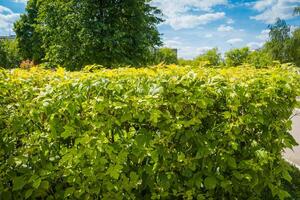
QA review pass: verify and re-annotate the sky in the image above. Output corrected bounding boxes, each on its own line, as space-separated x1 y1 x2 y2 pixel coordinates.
0 0 299 59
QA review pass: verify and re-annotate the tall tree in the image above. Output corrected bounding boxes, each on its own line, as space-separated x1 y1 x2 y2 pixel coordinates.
294 6 300 15
0 40 8 68
14 0 44 63
264 18 291 63
16 0 163 70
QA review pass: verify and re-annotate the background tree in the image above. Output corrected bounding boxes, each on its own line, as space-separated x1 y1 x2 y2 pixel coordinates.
225 47 250 67
0 40 8 68
14 0 44 63
155 48 177 64
246 50 274 68
193 48 222 66
21 0 163 70
0 39 22 69
264 19 291 63
289 28 300 66
294 6 300 15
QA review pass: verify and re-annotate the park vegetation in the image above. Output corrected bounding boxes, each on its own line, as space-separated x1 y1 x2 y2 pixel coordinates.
0 2 300 200
0 65 299 199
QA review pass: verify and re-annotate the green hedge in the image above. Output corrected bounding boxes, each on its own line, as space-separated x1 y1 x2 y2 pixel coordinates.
0 65 299 199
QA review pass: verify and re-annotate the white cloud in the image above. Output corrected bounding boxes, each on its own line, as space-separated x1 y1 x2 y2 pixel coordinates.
251 0 300 23
0 6 20 36
247 42 264 50
226 18 235 24
218 25 234 32
256 29 270 40
13 0 28 3
168 12 225 30
152 0 227 30
196 46 213 54
205 33 213 38
226 38 243 44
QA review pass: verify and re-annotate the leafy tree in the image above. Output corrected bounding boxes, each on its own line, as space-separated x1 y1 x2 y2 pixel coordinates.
225 47 250 67
289 28 300 66
0 39 22 69
155 48 177 64
2 39 22 68
246 50 274 68
294 6 300 15
14 0 44 63
264 19 291 63
0 40 8 68
17 0 163 70
194 48 222 66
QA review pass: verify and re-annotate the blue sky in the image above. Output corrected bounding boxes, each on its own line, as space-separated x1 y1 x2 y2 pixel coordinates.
0 0 299 59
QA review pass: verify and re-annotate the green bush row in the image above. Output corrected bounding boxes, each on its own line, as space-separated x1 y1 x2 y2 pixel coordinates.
0 65 299 199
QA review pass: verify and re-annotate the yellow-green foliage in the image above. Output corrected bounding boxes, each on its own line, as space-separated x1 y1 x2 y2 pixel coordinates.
0 64 299 199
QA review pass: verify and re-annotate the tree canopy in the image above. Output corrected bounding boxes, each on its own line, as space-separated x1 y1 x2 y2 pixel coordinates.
14 0 163 70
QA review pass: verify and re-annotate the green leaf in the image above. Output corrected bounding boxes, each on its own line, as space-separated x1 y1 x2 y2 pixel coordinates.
278 190 291 200
227 157 237 169
25 189 33 199
13 176 26 191
64 187 75 198
61 125 75 139
177 152 185 162
107 165 123 180
204 176 217 190
33 178 41 189
282 170 292 182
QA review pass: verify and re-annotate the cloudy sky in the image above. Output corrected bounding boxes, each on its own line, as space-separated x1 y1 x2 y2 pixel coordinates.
0 0 299 59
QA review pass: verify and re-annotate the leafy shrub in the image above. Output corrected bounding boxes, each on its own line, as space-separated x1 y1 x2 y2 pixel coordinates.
0 65 299 199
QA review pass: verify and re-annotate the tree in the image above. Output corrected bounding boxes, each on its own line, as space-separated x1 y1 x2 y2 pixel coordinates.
289 28 300 66
16 0 163 70
14 0 44 63
194 48 222 66
246 50 274 68
225 47 250 67
0 39 22 69
294 6 300 15
155 48 177 64
2 39 22 68
0 40 8 68
264 19 291 63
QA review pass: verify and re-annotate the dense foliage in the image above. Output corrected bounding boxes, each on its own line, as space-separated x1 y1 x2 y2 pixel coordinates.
264 18 300 67
14 0 163 69
0 39 22 69
193 48 222 67
154 48 178 64
225 47 250 67
14 0 44 64
0 65 299 199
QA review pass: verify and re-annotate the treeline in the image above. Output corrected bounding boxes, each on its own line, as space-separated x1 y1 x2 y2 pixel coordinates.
174 18 300 68
0 3 299 70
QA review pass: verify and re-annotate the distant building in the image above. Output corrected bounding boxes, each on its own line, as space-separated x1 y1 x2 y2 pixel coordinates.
171 48 178 58
0 35 16 40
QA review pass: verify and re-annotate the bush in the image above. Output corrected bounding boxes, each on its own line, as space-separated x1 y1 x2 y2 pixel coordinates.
0 65 299 199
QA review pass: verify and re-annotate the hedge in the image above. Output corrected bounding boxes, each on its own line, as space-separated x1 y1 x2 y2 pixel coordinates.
0 65 299 199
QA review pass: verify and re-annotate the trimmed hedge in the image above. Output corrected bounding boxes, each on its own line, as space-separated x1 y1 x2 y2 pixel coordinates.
0 65 299 199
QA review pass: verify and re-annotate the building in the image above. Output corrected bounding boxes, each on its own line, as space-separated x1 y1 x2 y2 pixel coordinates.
0 35 16 40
